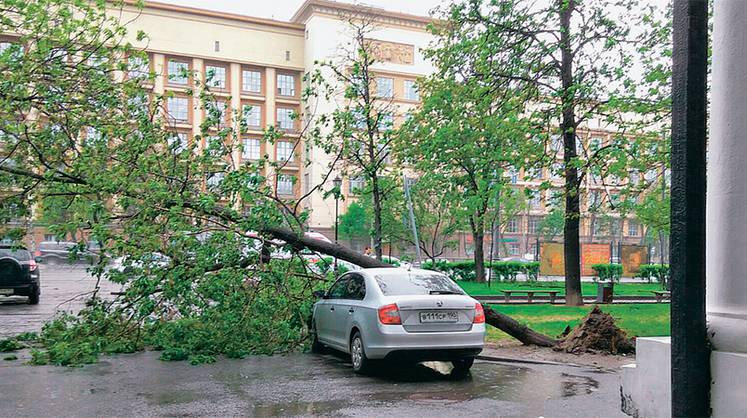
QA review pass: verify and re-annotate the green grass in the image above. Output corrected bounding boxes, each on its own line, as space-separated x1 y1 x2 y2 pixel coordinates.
458 280 664 297
485 303 670 342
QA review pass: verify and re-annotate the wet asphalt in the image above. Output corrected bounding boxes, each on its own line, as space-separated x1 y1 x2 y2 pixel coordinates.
0 266 625 417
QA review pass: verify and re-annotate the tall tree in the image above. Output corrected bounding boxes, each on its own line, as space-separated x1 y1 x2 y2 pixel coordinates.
311 12 400 261
440 0 668 304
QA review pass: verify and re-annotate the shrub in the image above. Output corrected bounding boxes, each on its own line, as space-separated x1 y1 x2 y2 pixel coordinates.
591 264 623 282
0 338 23 352
637 264 670 288
422 259 540 282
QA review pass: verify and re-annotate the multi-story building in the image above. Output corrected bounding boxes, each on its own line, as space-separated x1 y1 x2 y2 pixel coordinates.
3 0 662 261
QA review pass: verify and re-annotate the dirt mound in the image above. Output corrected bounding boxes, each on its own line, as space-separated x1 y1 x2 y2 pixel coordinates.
555 306 635 354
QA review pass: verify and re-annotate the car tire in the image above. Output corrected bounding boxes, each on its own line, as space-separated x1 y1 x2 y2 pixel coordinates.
310 320 326 354
350 331 372 374
28 289 40 305
451 357 475 377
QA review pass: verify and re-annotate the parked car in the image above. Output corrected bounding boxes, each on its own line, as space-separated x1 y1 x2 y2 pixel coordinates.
108 252 171 274
0 245 40 304
34 241 98 265
311 268 485 375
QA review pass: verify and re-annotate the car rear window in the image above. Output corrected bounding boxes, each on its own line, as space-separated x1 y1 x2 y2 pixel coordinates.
0 248 31 261
374 272 465 296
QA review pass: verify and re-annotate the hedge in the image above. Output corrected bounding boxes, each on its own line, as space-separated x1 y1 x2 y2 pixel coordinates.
637 264 670 288
421 259 540 282
591 263 623 282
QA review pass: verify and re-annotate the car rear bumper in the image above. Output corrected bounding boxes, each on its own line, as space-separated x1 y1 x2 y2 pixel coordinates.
364 323 485 360
0 283 38 297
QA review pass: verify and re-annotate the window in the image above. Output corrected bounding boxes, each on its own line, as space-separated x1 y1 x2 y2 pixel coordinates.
527 243 537 258
527 167 543 180
374 271 463 296
376 77 394 98
276 141 294 162
550 134 563 153
628 221 639 237
589 136 603 150
629 170 640 185
352 109 367 129
551 162 563 180
505 217 519 234
527 217 540 234
508 169 519 184
404 80 419 101
276 108 295 130
167 59 189 85
205 64 227 89
508 242 521 256
277 74 295 96
378 112 393 131
243 104 261 128
610 193 620 207
205 136 223 157
0 41 12 54
168 132 188 152
592 220 603 237
206 100 227 128
277 174 295 195
206 172 224 191
128 55 149 79
588 191 601 209
327 277 350 299
242 69 262 93
85 127 102 144
343 274 366 300
242 138 261 160
529 192 541 209
167 97 190 123
349 176 365 193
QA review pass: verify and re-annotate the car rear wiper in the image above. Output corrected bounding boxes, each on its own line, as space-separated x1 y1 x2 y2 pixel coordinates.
429 290 462 295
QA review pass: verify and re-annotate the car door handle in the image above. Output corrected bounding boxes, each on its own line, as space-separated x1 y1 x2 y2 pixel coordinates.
348 308 354 314
330 306 335 311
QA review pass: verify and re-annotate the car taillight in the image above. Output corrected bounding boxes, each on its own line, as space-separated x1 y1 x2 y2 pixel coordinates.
378 303 401 325
34 250 41 257
473 303 485 324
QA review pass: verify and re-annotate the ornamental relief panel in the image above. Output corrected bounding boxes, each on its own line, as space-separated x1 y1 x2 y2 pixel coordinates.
365 39 414 65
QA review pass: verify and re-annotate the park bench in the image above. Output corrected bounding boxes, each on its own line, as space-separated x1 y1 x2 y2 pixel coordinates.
651 290 671 303
500 289 560 304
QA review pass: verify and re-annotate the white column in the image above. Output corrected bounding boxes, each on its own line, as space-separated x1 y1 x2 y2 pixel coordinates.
707 0 747 354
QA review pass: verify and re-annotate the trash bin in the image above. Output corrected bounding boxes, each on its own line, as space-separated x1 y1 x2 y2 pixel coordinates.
596 281 614 303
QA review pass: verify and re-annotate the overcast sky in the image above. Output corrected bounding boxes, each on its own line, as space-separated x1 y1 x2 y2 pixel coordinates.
157 0 443 21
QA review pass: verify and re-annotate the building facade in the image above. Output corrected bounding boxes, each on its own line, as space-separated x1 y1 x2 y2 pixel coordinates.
3 0 662 262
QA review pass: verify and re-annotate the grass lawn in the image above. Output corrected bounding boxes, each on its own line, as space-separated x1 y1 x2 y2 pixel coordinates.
485 303 670 342
458 280 664 297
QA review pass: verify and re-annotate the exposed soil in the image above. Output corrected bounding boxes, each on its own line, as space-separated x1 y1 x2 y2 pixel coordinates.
483 341 633 371
555 306 635 354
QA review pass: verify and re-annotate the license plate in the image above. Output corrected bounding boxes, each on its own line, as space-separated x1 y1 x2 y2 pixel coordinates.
419 311 459 323
0 289 13 295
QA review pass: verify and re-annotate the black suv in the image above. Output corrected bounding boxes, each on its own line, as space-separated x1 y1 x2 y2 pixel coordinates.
0 245 40 304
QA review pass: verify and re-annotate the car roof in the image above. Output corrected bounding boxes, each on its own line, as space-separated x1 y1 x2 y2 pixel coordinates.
357 267 443 277
0 245 28 250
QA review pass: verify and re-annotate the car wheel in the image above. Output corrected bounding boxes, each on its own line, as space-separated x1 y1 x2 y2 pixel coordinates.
310 319 326 354
350 331 372 374
451 357 475 378
28 289 40 305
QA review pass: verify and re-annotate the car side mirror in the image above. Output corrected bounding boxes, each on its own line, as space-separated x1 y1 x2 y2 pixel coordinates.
313 290 327 299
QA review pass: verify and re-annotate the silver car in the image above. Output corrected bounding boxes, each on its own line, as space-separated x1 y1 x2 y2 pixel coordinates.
311 268 485 374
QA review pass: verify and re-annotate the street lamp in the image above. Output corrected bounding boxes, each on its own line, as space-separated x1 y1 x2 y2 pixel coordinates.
333 176 342 272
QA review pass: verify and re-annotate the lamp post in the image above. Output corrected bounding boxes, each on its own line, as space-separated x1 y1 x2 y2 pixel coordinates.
333 176 342 272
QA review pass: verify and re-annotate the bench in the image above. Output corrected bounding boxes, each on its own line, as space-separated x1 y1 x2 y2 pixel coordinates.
500 290 560 304
651 290 671 303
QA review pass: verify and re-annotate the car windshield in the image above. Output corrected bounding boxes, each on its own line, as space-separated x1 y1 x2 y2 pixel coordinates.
0 248 31 261
374 272 465 296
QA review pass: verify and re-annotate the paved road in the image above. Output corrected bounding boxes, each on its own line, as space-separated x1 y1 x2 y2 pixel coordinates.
0 350 624 417
0 267 625 417
0 265 120 337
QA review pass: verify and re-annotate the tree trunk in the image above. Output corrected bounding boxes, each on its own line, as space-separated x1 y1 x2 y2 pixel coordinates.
559 0 583 306
371 174 383 261
484 306 558 347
